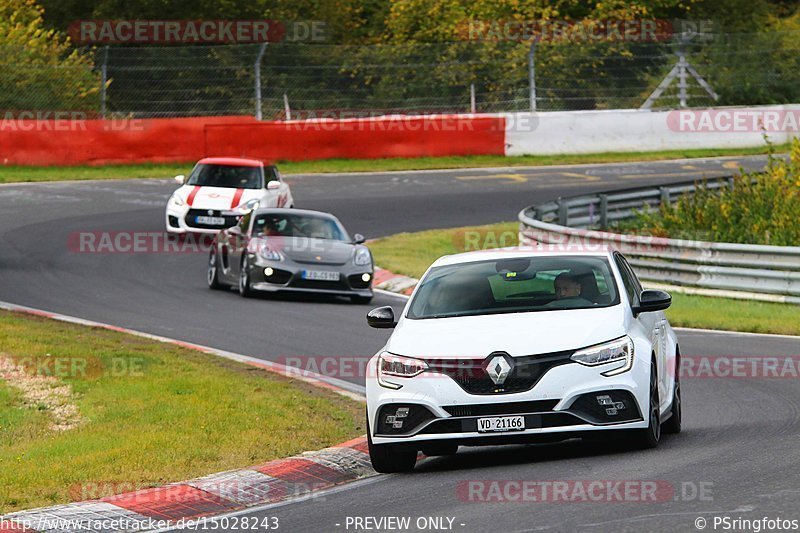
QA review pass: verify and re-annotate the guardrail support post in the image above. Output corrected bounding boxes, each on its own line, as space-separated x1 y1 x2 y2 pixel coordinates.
599 194 608 229
660 187 670 207
528 41 536 112
254 43 267 120
100 45 109 119
557 198 567 226
728 176 735 191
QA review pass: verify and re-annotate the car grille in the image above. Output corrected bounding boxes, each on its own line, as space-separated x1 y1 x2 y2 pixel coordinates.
290 278 350 291
184 209 238 229
418 412 583 435
442 399 559 417
426 350 574 395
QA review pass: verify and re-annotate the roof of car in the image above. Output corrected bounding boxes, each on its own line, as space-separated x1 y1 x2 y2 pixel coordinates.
252 207 338 220
430 246 616 268
198 157 265 167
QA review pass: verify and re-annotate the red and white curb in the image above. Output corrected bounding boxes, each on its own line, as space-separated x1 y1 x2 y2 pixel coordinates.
0 300 376 531
0 438 372 532
372 267 419 296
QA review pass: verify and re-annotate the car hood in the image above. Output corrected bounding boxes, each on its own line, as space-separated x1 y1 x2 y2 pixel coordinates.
386 304 627 359
178 185 260 210
274 239 354 265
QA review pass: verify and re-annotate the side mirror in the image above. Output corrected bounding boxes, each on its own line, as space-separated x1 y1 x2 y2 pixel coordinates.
633 289 671 315
267 181 281 190
367 306 396 329
353 233 365 244
174 175 185 184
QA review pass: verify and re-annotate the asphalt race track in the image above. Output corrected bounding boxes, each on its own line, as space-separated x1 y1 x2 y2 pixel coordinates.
2 155 798 532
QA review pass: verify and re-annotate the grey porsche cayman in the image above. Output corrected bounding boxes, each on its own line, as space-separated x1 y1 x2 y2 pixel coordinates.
207 208 374 303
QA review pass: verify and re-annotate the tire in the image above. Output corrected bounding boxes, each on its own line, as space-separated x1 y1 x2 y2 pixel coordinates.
207 247 226 290
633 357 661 449
350 295 373 304
238 256 253 298
367 420 417 473
662 348 682 434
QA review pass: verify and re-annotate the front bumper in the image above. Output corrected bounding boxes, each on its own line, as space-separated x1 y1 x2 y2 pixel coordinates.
366 353 650 446
165 204 240 234
248 255 373 298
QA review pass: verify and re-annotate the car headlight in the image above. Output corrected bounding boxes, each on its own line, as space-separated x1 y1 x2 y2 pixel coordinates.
169 194 185 207
570 336 634 377
257 240 282 261
377 352 428 390
238 199 259 213
354 246 372 266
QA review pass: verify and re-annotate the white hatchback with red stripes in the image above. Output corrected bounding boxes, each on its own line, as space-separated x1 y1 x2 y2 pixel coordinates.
166 157 294 234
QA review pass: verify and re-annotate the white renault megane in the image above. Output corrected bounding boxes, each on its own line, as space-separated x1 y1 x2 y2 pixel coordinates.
365 247 681 473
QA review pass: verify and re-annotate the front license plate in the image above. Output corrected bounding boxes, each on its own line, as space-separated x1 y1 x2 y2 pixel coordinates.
195 216 226 225
301 270 340 281
477 416 525 433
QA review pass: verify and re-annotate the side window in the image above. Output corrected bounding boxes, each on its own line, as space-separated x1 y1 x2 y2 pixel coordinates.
265 165 280 183
614 254 638 306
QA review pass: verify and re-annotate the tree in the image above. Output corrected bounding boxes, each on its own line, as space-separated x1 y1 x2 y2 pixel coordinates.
0 0 99 113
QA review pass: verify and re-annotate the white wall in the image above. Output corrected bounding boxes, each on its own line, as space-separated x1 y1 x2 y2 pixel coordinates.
503 105 800 156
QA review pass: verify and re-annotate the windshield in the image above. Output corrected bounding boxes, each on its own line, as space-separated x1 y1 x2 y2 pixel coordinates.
407 256 620 319
253 213 349 241
187 164 262 189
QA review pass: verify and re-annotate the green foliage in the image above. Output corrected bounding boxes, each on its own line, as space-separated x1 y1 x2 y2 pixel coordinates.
0 0 99 112
624 139 800 246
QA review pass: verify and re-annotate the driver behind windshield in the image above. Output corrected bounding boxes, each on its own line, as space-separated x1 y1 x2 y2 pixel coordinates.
554 272 582 299
546 271 594 308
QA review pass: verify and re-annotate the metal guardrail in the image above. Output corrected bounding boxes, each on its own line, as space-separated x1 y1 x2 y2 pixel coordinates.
518 177 800 304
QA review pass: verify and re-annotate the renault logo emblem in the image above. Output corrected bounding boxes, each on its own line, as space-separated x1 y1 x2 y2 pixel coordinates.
486 354 512 386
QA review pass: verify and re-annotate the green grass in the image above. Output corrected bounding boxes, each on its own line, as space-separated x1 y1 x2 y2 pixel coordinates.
370 222 520 279
370 223 800 336
0 144 784 184
0 310 364 513
665 292 800 336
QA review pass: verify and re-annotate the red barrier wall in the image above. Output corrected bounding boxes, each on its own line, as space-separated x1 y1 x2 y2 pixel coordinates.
0 115 505 166
0 116 255 166
203 116 506 161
